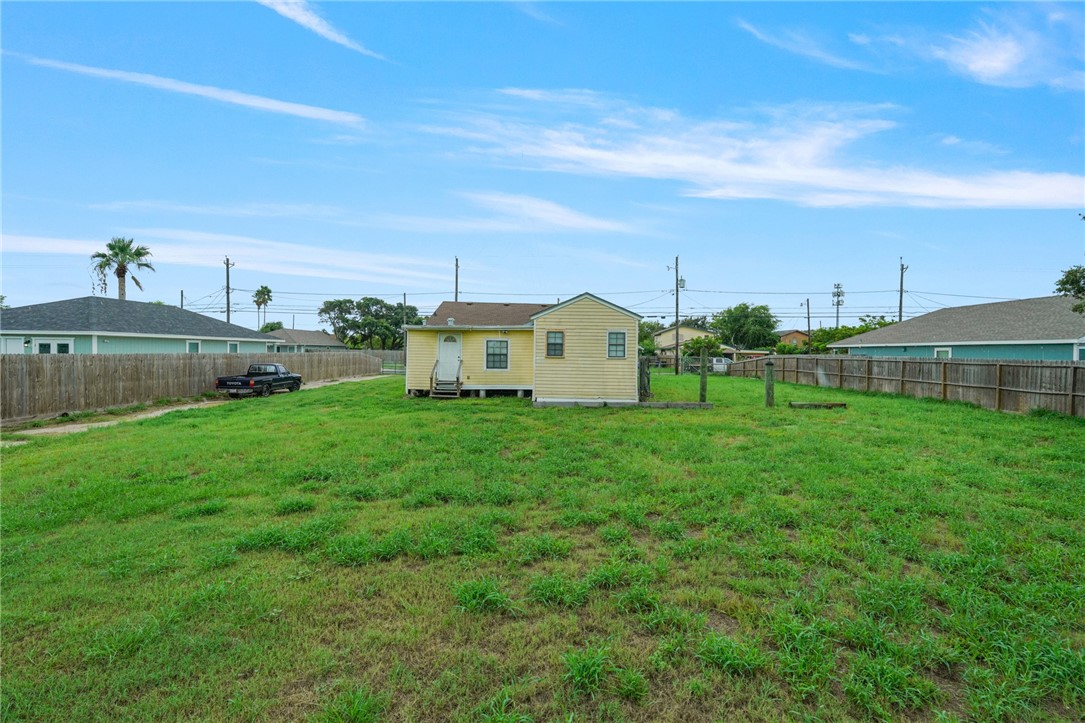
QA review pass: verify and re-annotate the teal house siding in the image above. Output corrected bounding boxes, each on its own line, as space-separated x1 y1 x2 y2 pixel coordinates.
829 297 1085 363
0 297 277 355
851 343 1075 361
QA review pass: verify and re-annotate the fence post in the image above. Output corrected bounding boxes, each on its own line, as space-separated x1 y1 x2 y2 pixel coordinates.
995 363 1003 412
699 349 708 403
941 361 948 401
764 359 775 408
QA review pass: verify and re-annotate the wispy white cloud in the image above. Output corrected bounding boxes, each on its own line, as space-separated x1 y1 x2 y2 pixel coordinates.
515 2 561 26
427 92 1084 209
256 0 387 60
88 200 349 221
373 191 635 235
16 53 366 128
460 192 634 233
736 19 869 71
2 231 450 288
938 135 1007 156
87 192 633 235
925 9 1084 89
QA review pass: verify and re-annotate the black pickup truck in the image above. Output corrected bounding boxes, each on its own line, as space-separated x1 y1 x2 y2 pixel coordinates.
215 363 302 398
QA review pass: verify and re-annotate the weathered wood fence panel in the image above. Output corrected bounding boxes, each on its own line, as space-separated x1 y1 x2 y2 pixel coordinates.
730 356 1085 418
0 352 382 422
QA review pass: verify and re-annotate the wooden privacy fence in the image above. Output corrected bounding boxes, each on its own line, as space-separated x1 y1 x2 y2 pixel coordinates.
0 352 383 422
730 356 1085 418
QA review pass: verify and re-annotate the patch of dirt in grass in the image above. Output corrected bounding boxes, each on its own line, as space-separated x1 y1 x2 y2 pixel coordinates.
704 610 740 635
929 669 969 718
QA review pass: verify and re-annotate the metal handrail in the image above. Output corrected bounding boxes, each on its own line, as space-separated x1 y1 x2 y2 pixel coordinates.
456 359 463 392
430 359 439 391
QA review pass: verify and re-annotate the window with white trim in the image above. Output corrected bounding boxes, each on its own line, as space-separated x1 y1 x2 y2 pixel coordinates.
934 347 951 359
546 331 564 357
607 331 626 358
486 339 509 369
187 340 201 353
228 341 240 353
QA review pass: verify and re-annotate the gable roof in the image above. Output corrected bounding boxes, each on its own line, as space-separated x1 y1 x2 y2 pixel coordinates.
267 328 346 347
422 301 552 328
653 324 711 337
530 292 641 321
829 296 1085 348
0 296 274 341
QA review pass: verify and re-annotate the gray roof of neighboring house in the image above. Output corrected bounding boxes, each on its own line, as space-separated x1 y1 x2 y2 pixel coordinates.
267 328 346 347
0 296 275 340
828 296 1085 348
776 329 809 336
422 301 553 327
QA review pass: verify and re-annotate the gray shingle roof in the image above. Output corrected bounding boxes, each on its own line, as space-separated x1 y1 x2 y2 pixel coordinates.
0 296 275 340
829 296 1085 347
423 301 552 327
268 328 346 347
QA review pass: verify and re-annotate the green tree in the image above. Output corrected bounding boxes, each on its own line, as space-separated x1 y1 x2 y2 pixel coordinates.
708 303 779 350
679 315 709 330
638 320 664 354
0 295 9 310
318 297 422 349
252 286 273 329
91 237 155 300
260 320 284 333
1055 265 1085 314
682 335 724 357
808 315 896 353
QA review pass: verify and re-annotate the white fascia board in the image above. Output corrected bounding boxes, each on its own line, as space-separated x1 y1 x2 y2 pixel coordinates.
2 329 269 342
404 324 533 331
831 338 1079 348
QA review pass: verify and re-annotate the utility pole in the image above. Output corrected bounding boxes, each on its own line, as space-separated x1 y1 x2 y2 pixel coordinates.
454 257 459 302
668 256 684 375
224 256 235 323
180 290 184 310
832 283 844 328
898 257 908 322
805 298 812 353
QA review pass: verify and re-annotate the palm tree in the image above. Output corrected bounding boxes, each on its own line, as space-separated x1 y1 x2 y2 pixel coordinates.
253 286 272 329
91 237 155 300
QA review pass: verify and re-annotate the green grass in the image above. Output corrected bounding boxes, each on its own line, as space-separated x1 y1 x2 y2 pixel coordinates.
2 374 1083 721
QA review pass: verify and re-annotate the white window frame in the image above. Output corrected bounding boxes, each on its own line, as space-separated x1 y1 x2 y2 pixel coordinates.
485 338 510 371
607 330 627 359
545 330 565 358
186 340 202 353
934 347 951 359
32 337 75 354
228 341 240 354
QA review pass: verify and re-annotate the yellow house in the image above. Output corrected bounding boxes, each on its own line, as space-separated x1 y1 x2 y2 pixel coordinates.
405 292 641 405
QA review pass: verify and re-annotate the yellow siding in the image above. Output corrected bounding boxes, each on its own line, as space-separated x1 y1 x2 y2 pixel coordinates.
533 298 638 402
405 329 438 391
460 330 533 387
406 328 533 391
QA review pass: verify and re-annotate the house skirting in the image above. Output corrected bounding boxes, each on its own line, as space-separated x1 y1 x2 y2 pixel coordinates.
533 398 640 408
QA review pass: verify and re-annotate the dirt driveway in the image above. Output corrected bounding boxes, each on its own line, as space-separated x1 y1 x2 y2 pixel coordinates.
3 375 386 441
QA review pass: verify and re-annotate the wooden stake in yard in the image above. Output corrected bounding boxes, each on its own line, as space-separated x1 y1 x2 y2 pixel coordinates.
764 359 775 408
699 348 708 403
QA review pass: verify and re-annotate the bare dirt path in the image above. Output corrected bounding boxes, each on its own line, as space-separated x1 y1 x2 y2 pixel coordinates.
2 375 387 442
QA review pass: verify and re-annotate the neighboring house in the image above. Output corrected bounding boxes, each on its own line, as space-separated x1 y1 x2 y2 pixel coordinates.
267 328 348 352
0 296 275 354
653 325 714 360
777 329 809 347
404 292 641 405
828 296 1085 361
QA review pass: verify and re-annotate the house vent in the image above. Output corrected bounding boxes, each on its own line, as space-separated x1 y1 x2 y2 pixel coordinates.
447 318 455 326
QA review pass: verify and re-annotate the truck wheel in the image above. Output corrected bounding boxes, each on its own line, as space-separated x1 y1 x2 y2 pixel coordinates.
261 385 272 398
290 381 301 392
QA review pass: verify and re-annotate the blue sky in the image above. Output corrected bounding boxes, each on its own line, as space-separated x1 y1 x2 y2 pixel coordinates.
3 1 1083 333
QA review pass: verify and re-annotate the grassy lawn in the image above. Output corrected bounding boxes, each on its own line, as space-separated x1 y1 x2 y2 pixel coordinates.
2 375 1083 721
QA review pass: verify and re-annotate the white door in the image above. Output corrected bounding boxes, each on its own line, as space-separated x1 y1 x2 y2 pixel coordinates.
437 333 461 381
2 338 25 354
